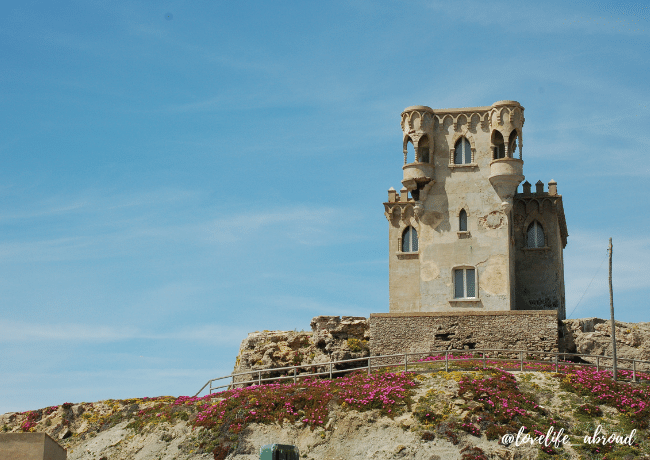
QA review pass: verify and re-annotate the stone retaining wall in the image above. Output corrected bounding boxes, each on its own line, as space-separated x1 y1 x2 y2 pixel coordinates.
369 311 558 359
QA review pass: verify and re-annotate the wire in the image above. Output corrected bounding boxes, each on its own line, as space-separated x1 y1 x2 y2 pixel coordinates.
567 250 609 319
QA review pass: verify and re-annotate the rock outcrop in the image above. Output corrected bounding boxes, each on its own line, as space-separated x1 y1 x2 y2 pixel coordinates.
560 317 650 371
232 316 369 384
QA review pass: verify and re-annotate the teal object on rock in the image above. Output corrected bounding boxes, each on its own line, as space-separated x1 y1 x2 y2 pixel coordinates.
260 443 300 460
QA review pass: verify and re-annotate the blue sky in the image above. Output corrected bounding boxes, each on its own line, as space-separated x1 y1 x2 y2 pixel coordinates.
1 0 648 414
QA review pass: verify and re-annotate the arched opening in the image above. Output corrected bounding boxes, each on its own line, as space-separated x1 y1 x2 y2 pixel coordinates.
508 129 518 158
527 221 545 248
401 226 418 252
418 136 430 163
492 131 505 160
454 137 471 165
406 139 415 164
459 209 467 231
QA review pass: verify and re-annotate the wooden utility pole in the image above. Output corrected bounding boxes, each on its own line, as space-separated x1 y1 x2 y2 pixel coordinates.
609 238 617 381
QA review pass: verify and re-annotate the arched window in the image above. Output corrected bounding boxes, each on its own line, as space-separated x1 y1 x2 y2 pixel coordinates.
454 268 476 299
492 131 505 159
401 226 418 252
454 137 472 164
508 130 518 158
418 136 430 163
459 209 467 231
406 139 415 164
527 221 545 248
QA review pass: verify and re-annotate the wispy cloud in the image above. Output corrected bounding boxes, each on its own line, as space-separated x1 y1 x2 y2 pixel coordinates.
0 185 365 263
423 0 649 36
0 319 247 345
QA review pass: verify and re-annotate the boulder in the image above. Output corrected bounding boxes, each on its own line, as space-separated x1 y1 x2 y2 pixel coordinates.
232 316 369 384
560 317 650 371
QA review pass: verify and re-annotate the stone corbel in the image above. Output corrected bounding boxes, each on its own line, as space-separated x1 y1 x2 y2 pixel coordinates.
418 181 435 202
414 201 425 220
500 199 513 214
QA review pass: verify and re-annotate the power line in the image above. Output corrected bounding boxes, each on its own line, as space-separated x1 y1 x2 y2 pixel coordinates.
567 250 608 319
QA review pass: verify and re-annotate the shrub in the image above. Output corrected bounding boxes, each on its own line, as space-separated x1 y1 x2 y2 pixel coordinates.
347 338 369 353
460 446 488 460
212 443 231 460
575 403 602 417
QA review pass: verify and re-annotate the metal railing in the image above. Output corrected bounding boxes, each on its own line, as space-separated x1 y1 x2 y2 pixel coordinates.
194 348 650 397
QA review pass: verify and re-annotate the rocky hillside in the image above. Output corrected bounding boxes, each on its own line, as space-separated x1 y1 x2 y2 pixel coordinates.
560 318 650 371
3 360 650 460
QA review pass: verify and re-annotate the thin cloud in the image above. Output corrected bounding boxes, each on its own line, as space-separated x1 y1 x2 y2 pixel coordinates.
423 0 649 36
0 319 247 345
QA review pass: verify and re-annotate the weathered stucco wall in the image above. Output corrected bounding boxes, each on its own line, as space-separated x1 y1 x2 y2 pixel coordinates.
0 433 67 460
369 311 558 357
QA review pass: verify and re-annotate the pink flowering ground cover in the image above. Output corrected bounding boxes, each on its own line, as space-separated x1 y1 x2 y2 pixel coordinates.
8 359 650 459
559 368 650 428
555 368 650 458
127 371 417 456
416 353 650 383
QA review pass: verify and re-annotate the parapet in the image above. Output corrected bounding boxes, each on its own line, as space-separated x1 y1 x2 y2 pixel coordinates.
516 180 568 248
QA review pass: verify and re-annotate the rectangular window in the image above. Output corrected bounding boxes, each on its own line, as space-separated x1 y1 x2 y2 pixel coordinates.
454 268 476 299
466 269 475 297
454 270 464 298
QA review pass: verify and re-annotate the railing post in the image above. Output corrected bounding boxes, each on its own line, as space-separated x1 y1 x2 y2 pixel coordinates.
293 367 297 384
596 356 599 372
554 353 558 373
404 353 408 372
520 351 524 371
329 362 333 379
258 371 261 386
445 351 449 373
633 360 637 382
482 351 486 369
368 356 371 375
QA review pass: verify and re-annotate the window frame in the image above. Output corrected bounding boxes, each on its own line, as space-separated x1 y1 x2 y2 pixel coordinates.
453 267 477 299
526 221 545 248
459 209 468 232
401 225 419 253
454 137 472 165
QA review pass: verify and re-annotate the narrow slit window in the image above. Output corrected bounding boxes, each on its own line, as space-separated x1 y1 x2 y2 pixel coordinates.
459 209 467 231
454 138 471 165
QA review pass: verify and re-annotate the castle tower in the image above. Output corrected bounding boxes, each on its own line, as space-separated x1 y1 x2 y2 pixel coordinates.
384 101 567 318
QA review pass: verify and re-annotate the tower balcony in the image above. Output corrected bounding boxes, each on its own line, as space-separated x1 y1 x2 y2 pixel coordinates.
402 162 434 191
489 158 524 200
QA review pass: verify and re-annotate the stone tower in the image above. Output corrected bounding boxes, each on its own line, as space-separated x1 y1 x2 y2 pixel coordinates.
383 101 568 319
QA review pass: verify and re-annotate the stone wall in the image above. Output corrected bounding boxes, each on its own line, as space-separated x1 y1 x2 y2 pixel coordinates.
0 433 67 460
369 311 558 359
